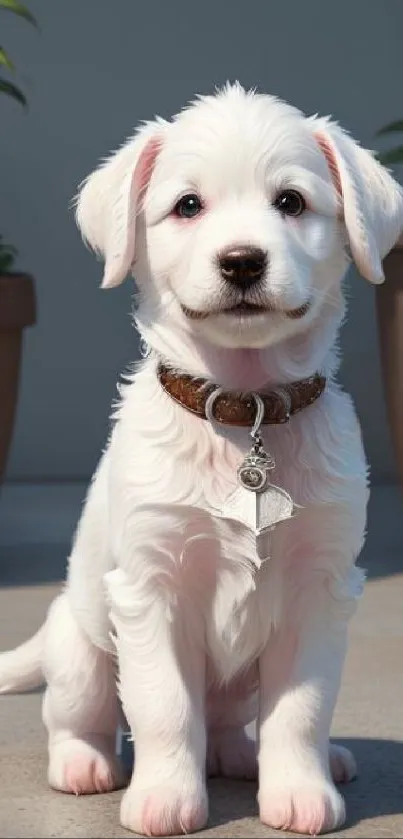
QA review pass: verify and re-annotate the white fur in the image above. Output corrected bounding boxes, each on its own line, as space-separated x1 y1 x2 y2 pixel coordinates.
1 83 402 836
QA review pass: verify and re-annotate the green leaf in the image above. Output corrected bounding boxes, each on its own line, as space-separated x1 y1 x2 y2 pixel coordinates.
0 251 16 272
0 238 17 272
0 46 14 71
377 120 403 136
377 146 403 166
0 0 37 26
0 78 26 106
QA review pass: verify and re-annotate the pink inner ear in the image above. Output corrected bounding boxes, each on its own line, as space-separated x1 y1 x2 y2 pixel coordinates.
135 136 164 201
102 135 163 289
314 133 343 201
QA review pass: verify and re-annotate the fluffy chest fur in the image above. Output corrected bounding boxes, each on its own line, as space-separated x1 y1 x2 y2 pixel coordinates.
99 358 368 680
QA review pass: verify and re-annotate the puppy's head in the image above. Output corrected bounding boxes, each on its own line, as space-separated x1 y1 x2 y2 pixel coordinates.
76 84 403 350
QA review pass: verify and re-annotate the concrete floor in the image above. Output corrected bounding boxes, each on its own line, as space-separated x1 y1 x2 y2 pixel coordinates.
0 484 402 838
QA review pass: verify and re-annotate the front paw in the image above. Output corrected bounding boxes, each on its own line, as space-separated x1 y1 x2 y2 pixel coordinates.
120 778 208 836
259 777 345 835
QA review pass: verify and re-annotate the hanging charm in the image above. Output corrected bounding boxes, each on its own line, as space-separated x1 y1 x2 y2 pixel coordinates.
207 389 296 559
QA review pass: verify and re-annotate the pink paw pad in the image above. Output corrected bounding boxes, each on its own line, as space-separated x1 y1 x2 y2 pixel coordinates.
48 740 124 796
121 784 208 836
141 797 205 836
259 783 346 835
64 755 114 795
263 797 331 834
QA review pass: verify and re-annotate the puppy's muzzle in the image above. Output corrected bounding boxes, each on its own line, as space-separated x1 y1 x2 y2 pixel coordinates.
218 246 267 289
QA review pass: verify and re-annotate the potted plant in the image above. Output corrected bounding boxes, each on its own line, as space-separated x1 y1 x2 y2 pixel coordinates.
0 0 37 480
376 122 403 488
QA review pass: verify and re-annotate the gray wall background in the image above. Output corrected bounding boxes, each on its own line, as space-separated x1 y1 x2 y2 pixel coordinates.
2 0 402 482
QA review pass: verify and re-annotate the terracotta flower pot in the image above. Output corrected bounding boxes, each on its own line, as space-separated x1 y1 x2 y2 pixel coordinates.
0 273 36 481
376 235 403 488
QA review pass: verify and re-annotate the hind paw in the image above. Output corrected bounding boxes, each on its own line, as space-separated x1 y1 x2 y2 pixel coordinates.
329 743 357 784
207 726 257 780
48 737 125 795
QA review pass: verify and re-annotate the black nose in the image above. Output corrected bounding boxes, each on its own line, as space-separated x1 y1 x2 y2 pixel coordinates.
218 246 267 288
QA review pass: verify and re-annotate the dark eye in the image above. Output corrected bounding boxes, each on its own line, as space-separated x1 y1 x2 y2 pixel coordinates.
274 189 306 217
174 193 203 219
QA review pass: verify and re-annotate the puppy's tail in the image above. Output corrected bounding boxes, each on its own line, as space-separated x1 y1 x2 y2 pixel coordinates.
0 625 45 693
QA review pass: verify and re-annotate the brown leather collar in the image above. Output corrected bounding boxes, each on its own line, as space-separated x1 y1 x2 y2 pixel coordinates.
158 364 326 426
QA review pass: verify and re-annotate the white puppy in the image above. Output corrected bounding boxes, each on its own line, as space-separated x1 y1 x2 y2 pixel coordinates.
1 83 402 836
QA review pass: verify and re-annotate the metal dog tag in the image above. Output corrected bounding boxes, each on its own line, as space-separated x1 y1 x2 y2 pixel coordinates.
207 390 295 560
222 443 294 559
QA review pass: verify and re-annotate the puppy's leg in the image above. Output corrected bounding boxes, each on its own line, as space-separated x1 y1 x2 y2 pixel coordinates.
206 669 258 780
106 568 208 837
42 593 124 794
205 683 355 786
258 564 362 835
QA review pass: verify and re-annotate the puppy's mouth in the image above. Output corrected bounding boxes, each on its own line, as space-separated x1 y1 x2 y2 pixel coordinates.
181 300 311 321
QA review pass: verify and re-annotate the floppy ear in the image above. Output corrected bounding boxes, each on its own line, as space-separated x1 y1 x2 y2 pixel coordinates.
307 116 403 284
75 120 166 288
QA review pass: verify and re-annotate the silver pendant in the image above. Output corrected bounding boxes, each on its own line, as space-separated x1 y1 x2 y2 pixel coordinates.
206 389 296 560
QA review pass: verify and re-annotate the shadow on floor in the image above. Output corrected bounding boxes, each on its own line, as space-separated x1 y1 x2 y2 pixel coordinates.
207 737 403 833
71 736 403 833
